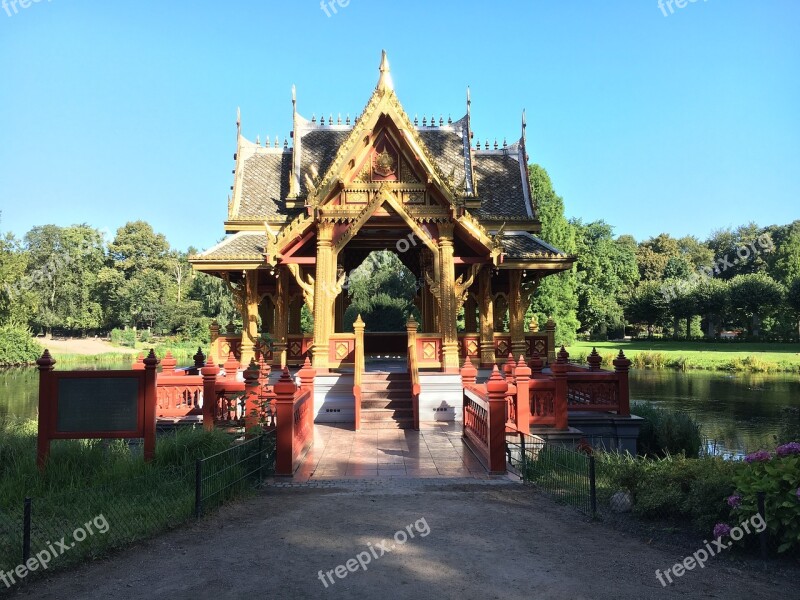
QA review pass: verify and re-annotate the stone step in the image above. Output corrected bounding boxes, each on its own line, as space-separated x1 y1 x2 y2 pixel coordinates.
359 389 412 400
359 381 412 391
360 408 415 421
359 418 415 430
361 372 411 382
361 398 413 410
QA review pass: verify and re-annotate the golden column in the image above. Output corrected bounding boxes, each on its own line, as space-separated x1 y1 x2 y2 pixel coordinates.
438 225 460 372
241 270 260 367
312 222 336 370
274 265 289 368
478 267 495 367
509 269 526 359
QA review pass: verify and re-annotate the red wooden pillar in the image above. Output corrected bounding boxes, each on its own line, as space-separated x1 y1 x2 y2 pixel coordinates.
460 357 477 425
243 358 261 433
613 350 632 416
161 351 177 375
143 350 159 462
274 368 298 476
514 355 531 435
36 350 56 470
552 346 569 430
486 367 508 474
297 357 316 435
201 356 220 431
529 350 543 377
587 347 602 371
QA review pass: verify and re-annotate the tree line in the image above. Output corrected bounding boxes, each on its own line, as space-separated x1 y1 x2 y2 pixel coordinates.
528 165 800 344
0 219 236 340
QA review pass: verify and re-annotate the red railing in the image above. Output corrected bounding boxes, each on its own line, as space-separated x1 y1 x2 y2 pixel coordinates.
274 360 316 476
460 361 507 474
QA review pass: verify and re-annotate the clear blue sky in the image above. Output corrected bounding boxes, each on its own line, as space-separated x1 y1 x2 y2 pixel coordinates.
1 0 798 252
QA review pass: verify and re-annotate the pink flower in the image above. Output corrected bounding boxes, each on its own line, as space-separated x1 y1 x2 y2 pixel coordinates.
744 450 771 463
776 442 800 457
727 494 742 508
713 523 731 539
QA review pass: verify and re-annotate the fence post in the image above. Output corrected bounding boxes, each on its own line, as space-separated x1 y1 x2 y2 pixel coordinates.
22 497 31 564
589 455 597 517
298 357 316 439
143 350 159 462
545 318 556 365
486 366 509 474
201 356 220 431
757 491 768 560
552 346 569 430
613 350 631 417
195 459 203 518
243 359 261 434
257 435 264 480
274 367 298 476
514 355 531 435
36 350 56 470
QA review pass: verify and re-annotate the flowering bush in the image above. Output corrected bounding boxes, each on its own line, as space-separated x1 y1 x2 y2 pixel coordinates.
727 444 800 554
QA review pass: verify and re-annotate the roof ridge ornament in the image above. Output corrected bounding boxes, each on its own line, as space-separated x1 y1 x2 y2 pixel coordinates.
377 49 394 93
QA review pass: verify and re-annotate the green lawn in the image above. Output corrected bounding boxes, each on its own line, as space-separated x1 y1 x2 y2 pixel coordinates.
565 340 800 372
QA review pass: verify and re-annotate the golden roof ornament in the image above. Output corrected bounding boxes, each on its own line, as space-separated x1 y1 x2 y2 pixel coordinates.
377 49 394 93
374 149 396 176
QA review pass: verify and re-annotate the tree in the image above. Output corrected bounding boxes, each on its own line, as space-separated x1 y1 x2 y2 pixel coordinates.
528 164 579 345
692 277 729 338
786 278 800 338
624 281 669 338
0 231 36 325
636 234 682 281
727 273 784 337
765 220 800 285
572 220 637 339
107 221 170 276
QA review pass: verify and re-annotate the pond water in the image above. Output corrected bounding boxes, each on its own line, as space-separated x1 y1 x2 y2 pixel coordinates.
1 362 797 455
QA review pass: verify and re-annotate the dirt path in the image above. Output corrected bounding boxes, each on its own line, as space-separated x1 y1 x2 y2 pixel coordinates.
9 479 797 600
35 337 138 356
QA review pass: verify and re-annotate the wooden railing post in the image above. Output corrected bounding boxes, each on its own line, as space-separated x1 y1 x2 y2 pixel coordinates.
274 367 298 476
298 356 317 436
514 355 531 435
552 346 569 430
545 317 557 365
161 351 177 375
486 366 509 474
613 350 632 416
353 315 365 431
201 356 220 431
36 350 56 470
530 350 543 377
192 347 206 375
406 316 420 429
460 357 478 425
587 347 602 372
243 359 261 433
142 350 159 462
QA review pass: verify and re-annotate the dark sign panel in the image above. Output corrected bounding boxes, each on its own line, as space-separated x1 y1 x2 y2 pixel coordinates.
56 377 141 433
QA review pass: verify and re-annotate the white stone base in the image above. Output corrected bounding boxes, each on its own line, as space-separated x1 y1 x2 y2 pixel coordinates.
418 373 463 423
313 373 355 423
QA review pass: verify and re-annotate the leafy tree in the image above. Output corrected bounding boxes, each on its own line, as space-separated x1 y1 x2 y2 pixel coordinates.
691 277 729 338
624 280 669 337
187 271 237 324
528 164 579 345
0 232 36 325
765 220 800 284
637 233 681 281
727 273 784 337
787 278 800 338
107 220 170 276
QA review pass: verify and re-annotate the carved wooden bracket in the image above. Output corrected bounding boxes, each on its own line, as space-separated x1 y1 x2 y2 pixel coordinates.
287 263 315 310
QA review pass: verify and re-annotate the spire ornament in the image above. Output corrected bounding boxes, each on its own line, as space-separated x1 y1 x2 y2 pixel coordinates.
377 49 394 93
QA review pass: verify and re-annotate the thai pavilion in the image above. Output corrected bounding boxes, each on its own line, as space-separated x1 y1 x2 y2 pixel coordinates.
189 51 576 428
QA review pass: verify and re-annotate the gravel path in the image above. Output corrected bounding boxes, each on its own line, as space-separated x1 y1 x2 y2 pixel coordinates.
8 478 797 600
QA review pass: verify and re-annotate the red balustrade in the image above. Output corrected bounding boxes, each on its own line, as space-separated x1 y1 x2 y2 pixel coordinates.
461 364 507 474
275 360 316 476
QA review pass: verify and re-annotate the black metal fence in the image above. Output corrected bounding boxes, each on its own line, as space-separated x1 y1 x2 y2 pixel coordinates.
1 433 275 582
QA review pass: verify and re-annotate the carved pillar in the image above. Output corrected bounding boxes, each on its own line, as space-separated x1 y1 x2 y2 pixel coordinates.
289 297 302 334
509 269 526 359
334 263 345 333
478 267 495 367
259 296 274 335
464 294 477 333
312 223 336 370
274 266 289 368
241 270 260 367
438 226 459 372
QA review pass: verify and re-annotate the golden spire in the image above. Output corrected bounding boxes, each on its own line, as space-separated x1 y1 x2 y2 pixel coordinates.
377 49 394 93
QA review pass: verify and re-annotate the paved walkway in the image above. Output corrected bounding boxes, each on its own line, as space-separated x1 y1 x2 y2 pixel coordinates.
294 424 492 480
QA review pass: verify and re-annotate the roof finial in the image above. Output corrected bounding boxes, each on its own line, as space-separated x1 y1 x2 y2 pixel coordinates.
236 106 241 136
522 108 527 147
292 84 296 105
377 49 394 92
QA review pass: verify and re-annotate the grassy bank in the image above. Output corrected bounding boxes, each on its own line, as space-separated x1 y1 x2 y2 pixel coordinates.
566 341 800 373
0 420 242 576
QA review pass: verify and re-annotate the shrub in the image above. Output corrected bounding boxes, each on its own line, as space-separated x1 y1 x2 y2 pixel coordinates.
726 444 800 554
0 324 43 366
110 328 137 347
597 453 741 531
632 401 703 458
